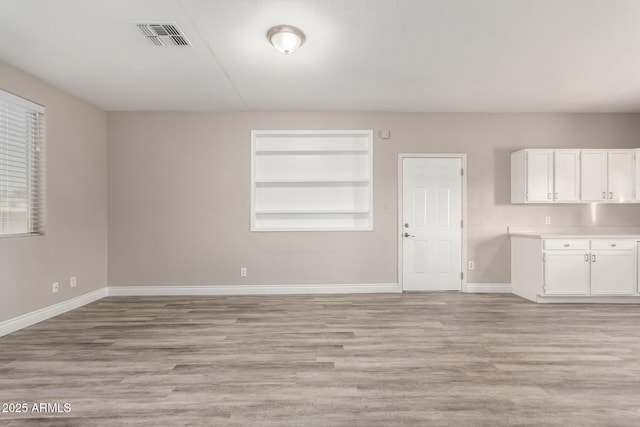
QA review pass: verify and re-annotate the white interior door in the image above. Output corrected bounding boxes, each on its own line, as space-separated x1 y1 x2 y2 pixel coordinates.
402 157 462 291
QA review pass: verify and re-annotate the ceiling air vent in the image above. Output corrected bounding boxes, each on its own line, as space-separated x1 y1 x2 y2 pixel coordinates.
136 23 192 47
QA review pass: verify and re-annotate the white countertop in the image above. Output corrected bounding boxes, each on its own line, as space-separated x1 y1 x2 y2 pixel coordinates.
508 226 640 239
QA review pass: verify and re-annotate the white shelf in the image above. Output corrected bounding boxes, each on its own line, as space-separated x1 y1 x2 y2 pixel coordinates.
255 210 370 215
255 178 369 185
252 227 374 232
251 130 373 231
255 149 369 155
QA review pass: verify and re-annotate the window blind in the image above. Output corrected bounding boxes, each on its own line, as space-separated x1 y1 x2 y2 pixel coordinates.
0 89 45 237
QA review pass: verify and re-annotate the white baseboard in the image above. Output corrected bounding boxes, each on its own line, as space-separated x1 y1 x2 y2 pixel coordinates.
8 281 527 337
0 288 108 338
536 295 640 304
108 283 401 296
465 283 512 293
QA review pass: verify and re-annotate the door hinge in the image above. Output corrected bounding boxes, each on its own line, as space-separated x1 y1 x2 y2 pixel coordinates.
460 272 464 280
461 168 464 176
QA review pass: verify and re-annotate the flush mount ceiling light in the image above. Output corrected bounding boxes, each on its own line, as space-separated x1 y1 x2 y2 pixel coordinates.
267 25 305 55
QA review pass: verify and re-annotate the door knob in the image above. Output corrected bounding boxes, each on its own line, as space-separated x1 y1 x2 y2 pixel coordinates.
404 232 415 238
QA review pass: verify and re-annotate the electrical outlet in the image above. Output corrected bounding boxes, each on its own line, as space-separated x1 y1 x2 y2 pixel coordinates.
240 267 247 277
70 276 77 288
468 261 475 270
545 216 551 225
52 282 59 293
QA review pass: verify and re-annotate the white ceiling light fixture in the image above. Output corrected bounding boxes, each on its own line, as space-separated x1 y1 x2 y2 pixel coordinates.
267 25 305 55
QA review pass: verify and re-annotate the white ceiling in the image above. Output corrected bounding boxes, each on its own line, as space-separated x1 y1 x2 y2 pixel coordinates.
2 0 640 112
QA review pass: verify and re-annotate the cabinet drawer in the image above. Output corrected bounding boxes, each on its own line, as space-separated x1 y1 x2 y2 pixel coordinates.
543 239 589 250
590 239 636 250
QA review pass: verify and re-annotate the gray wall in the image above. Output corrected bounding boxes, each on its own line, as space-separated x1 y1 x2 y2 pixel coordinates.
2 61 638 322
0 61 108 323
107 112 640 286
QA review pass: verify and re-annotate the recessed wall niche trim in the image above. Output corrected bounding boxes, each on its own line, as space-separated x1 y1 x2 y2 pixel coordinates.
250 130 374 231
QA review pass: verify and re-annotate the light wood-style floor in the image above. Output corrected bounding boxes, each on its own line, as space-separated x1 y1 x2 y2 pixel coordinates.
2 293 640 426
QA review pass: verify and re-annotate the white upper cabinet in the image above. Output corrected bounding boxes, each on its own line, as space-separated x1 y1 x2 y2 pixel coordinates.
636 149 640 202
580 150 607 202
607 150 634 202
512 148 638 204
526 150 553 202
511 149 579 203
553 150 580 202
511 150 552 203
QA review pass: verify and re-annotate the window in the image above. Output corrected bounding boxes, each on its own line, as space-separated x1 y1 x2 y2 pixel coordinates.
251 130 373 231
0 89 45 237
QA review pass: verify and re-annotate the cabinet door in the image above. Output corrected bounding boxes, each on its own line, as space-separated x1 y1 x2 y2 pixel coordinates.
590 251 636 295
633 148 640 202
608 151 634 202
554 150 580 201
526 151 553 202
543 251 590 295
580 150 607 202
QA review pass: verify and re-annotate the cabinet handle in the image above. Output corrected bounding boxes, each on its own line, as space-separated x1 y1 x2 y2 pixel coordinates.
547 192 551 200
602 191 606 200
609 192 613 200
584 254 589 262
592 254 596 262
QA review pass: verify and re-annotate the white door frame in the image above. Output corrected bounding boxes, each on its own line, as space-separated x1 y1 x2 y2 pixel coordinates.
398 153 468 292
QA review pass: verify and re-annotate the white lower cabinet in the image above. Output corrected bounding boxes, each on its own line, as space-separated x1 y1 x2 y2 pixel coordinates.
541 239 637 297
543 252 589 295
590 251 636 295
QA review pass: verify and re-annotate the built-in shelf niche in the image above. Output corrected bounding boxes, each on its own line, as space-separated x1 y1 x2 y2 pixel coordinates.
251 130 373 231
